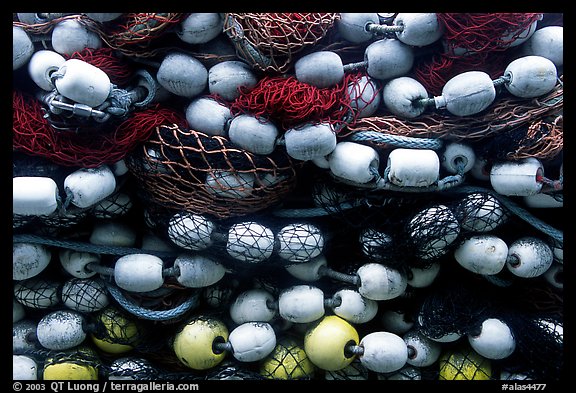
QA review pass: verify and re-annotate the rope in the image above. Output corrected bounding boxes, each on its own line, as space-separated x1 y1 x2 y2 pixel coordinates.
12 234 181 258
104 281 200 321
347 130 444 150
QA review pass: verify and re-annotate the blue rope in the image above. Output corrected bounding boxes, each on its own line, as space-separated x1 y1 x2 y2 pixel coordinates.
348 130 444 150
105 281 200 321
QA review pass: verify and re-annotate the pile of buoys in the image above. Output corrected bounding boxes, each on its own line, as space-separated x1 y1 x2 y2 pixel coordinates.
13 13 563 382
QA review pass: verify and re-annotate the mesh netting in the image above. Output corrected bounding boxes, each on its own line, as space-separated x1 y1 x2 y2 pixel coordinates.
125 124 300 219
347 77 563 161
259 336 315 380
14 278 61 309
13 90 184 168
60 277 110 313
413 13 544 95
223 13 339 73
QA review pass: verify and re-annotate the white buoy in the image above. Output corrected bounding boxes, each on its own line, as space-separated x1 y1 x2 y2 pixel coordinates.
382 77 429 118
59 250 100 279
228 322 276 362
174 254 226 288
331 289 378 324
407 262 441 288
110 159 129 177
167 212 215 251
64 165 116 208
387 148 440 187
393 13 444 47
501 18 540 48
454 235 509 275
469 156 492 182
284 122 337 161
434 71 496 116
278 285 325 323
365 38 414 81
356 263 407 301
208 60 259 101
227 114 279 155
441 143 476 174
358 332 408 374
347 74 382 118
185 96 232 136
114 254 165 293
226 222 275 263
51 19 103 55
108 358 156 381
457 192 507 232
205 170 255 199
36 310 87 351
294 51 344 88
490 157 544 196
89 221 137 247
177 13 223 44
504 56 557 98
359 228 393 260
276 223 324 263
506 237 553 278
328 141 380 184
13 320 39 352
519 26 563 67
284 255 328 282
229 288 277 324
13 243 52 281
61 278 109 313
13 177 59 216
13 355 38 380
408 204 460 260
337 13 380 43
156 52 208 98
28 50 66 91
403 330 442 367
13 26 34 70
468 318 516 360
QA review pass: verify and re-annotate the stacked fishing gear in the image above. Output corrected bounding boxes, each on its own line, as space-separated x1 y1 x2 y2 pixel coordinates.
13 12 563 382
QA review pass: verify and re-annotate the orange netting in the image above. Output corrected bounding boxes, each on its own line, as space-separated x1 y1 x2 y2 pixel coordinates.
223 13 339 73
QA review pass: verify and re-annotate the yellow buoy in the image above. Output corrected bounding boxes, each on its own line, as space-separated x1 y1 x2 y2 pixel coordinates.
260 336 315 380
173 316 229 370
304 315 359 371
91 306 140 354
438 345 492 380
43 346 99 380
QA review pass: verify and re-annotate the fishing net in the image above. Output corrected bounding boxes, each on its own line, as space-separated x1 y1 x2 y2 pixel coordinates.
223 13 339 73
125 123 301 220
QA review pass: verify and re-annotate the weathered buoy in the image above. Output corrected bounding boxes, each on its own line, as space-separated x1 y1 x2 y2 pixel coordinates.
329 141 380 184
456 193 507 232
156 52 208 98
519 25 563 67
205 170 255 199
278 285 325 323
174 254 226 288
284 256 328 282
393 13 444 47
356 263 407 301
64 165 116 209
27 50 66 91
185 96 232 136
490 157 544 196
167 212 215 251
59 250 100 279
387 148 440 187
13 177 59 216
173 317 228 370
259 337 315 380
228 322 276 362
403 330 442 367
284 122 337 161
13 355 38 380
434 71 496 116
91 306 140 354
347 74 382 118
229 288 277 324
208 60 259 101
365 38 414 81
13 26 34 70
468 318 516 360
36 310 86 351
441 142 476 174
51 19 103 55
331 289 378 324
503 56 558 98
294 51 344 88
506 237 554 278
226 221 275 263
407 262 441 288
114 254 164 293
177 13 224 44
358 331 408 374
454 235 509 275
89 221 137 247
13 242 52 281
276 223 324 263
382 76 429 118
336 13 380 43
227 114 279 155
61 278 109 313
